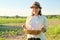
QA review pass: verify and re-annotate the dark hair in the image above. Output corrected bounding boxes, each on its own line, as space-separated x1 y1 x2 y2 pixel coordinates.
32 10 42 16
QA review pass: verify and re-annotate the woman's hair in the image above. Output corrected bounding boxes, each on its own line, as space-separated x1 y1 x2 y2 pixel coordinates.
32 10 42 16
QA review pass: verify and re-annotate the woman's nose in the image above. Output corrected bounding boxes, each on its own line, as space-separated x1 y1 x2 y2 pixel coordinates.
33 8 36 11
33 8 36 10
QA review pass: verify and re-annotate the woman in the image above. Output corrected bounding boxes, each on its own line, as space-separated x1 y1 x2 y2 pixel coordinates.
22 1 48 40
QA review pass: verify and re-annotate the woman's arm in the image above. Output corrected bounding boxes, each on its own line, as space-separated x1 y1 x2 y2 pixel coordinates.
22 16 29 29
41 16 48 33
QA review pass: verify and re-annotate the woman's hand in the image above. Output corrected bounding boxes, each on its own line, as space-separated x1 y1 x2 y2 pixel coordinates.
22 23 27 29
41 25 46 32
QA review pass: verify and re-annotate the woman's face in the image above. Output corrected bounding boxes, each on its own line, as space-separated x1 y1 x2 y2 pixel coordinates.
31 6 41 15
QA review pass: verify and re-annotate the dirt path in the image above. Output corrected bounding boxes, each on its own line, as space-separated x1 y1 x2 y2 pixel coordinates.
8 36 23 40
4 35 26 40
0 32 26 40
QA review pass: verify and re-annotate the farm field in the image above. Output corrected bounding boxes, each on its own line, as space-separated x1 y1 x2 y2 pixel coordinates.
0 18 60 40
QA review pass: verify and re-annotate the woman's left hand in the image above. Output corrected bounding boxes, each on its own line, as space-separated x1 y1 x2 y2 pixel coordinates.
41 25 46 32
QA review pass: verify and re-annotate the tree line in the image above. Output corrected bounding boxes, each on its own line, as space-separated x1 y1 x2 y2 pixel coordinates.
0 15 60 19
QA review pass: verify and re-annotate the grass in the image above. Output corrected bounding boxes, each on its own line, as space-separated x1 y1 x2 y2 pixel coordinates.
0 25 24 38
0 24 60 40
46 18 60 40
46 24 60 40
0 18 60 40
0 18 26 24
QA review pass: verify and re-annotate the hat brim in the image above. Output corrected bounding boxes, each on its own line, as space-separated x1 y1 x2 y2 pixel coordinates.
30 5 38 8
30 5 42 9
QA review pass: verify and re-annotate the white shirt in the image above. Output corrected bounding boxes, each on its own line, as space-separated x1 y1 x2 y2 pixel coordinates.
26 15 48 40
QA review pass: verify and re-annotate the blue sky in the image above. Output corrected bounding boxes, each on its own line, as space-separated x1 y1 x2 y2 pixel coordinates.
0 0 60 16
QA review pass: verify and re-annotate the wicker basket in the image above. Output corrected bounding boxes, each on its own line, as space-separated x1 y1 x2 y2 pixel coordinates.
24 29 41 35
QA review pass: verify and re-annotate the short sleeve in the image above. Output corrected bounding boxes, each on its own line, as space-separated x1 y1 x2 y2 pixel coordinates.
26 16 31 23
26 16 32 29
26 16 30 25
43 16 48 31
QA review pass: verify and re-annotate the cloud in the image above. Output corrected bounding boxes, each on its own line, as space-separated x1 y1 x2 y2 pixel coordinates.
0 8 31 16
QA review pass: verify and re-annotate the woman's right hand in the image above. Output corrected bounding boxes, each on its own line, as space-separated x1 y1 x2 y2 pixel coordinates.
22 23 27 29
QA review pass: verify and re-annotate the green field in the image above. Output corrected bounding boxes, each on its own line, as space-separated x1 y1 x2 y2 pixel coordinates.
0 18 26 24
46 24 60 40
0 18 60 40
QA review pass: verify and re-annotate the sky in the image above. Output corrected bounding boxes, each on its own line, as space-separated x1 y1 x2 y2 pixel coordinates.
0 0 60 16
